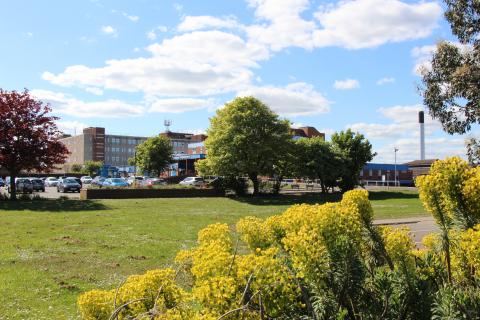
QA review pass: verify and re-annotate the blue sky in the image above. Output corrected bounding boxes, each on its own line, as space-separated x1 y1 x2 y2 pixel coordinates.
0 0 472 163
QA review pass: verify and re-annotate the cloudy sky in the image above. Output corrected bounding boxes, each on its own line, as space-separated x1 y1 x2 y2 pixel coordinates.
0 0 474 163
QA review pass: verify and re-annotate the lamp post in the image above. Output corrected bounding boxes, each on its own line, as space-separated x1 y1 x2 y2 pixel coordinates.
394 147 399 187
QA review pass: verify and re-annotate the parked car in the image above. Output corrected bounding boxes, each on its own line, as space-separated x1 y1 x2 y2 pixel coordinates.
91 176 106 186
29 178 45 192
80 176 93 184
67 177 82 187
44 177 59 187
8 178 33 194
145 178 167 186
0 177 4 187
57 178 81 193
103 178 129 188
179 177 205 186
126 176 144 186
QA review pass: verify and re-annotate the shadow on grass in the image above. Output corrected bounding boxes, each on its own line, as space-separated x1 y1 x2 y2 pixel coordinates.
230 193 342 206
230 190 418 206
368 191 419 200
0 199 109 212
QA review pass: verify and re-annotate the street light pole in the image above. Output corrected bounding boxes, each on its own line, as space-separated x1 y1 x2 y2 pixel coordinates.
394 147 399 187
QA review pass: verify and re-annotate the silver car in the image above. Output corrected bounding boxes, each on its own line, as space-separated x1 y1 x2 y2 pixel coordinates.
44 177 59 187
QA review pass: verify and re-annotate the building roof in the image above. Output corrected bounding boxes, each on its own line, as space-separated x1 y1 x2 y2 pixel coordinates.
405 159 438 167
291 126 324 139
160 131 194 140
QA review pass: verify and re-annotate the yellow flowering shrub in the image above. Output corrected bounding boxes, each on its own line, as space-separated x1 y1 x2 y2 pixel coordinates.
78 289 115 320
236 247 304 316
236 216 274 250
192 276 239 315
457 225 480 280
81 188 466 319
77 268 187 319
462 168 480 223
342 189 374 225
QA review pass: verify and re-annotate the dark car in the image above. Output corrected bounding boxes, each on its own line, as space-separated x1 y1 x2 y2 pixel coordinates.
67 177 83 188
8 178 33 194
29 178 46 192
57 178 81 193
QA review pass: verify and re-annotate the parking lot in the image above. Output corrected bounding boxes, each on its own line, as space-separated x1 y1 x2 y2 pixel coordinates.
0 186 80 199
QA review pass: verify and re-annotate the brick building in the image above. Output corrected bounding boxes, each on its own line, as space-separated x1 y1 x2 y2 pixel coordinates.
360 163 414 186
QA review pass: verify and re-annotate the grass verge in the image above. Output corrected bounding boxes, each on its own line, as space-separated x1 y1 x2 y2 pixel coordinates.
0 190 426 319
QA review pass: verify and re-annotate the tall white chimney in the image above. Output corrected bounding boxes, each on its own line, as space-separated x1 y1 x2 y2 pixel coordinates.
419 111 425 160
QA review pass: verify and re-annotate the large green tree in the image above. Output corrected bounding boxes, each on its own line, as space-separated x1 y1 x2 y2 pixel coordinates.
133 135 173 176
420 0 479 135
331 129 375 192
295 137 342 194
203 96 292 195
84 160 103 177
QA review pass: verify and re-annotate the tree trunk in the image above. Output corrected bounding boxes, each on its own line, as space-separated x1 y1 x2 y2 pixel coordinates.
9 174 17 201
249 173 259 196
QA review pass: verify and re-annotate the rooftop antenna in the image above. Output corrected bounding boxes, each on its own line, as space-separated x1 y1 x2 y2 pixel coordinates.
164 119 172 132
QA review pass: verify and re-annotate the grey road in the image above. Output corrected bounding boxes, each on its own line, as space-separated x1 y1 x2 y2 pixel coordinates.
374 216 437 247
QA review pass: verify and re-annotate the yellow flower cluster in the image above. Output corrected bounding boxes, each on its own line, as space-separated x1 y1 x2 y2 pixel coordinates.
77 268 187 319
458 224 480 279
381 226 415 271
236 216 274 250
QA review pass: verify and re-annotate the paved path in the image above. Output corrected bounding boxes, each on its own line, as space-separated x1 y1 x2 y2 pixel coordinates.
374 216 437 247
0 186 80 199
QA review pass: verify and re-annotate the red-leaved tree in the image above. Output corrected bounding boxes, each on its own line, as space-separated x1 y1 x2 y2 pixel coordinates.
0 89 69 200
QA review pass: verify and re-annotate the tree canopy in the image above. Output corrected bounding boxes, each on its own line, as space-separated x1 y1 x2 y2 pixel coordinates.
84 160 103 177
203 96 292 195
0 89 69 200
331 129 375 192
420 0 480 134
133 135 173 176
295 137 343 193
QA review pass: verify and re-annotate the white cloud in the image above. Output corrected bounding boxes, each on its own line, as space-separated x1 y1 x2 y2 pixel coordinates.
411 44 436 76
85 87 104 96
101 25 117 37
347 105 460 162
237 82 330 116
26 32 33 37
43 30 269 97
31 89 144 118
374 137 466 163
333 78 360 90
56 120 88 135
178 15 240 32
376 77 395 85
313 0 441 49
173 3 183 12
146 26 168 40
245 0 441 51
246 0 316 51
148 98 216 113
123 12 139 22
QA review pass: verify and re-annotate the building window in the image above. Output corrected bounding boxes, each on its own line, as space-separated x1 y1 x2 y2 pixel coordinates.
369 169 372 176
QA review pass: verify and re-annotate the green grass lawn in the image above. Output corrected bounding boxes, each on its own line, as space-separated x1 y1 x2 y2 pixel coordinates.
0 191 426 319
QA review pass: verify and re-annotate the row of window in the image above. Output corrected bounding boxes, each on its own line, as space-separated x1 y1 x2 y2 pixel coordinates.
361 169 407 176
107 137 144 145
106 147 136 154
